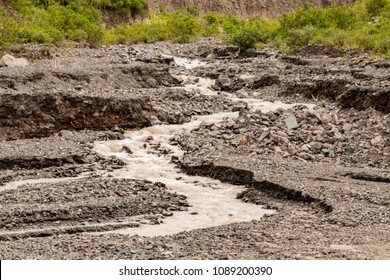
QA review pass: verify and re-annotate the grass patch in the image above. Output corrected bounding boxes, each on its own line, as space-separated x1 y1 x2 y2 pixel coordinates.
0 0 389 57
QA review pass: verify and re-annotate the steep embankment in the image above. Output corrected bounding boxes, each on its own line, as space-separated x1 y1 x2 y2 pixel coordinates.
148 0 355 17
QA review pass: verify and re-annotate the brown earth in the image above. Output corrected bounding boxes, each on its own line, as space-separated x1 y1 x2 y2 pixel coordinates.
148 0 355 18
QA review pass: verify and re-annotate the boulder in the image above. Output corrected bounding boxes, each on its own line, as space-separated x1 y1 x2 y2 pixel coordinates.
0 54 28 67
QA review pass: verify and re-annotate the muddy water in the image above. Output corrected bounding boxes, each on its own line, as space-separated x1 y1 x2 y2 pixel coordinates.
173 57 207 70
91 57 316 237
93 112 275 236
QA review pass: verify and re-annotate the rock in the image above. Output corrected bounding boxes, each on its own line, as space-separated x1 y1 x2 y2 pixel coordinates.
215 75 230 89
320 114 333 124
111 126 124 134
186 76 200 84
370 135 382 145
301 144 310 152
0 54 29 67
284 116 299 129
231 135 248 146
236 89 249 98
342 123 353 132
259 131 269 142
238 74 258 84
149 116 162 126
121 146 132 154
171 75 184 84
311 142 323 150
58 130 74 138
322 149 335 157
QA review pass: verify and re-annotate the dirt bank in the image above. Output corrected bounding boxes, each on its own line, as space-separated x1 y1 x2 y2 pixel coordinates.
148 0 355 18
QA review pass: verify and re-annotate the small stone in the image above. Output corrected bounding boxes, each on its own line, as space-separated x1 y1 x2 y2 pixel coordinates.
322 149 335 157
112 126 124 133
150 116 161 126
59 130 73 138
311 142 323 150
121 146 132 154
186 76 200 84
259 131 269 142
231 135 248 145
171 75 184 84
284 116 299 129
238 74 257 84
215 76 230 88
301 144 310 152
236 89 249 98
370 135 382 145
342 123 353 132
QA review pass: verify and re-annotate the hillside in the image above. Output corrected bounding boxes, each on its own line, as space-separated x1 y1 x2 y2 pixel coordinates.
148 0 356 17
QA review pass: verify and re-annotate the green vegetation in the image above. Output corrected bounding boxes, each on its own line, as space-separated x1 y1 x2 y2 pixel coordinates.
1 0 390 57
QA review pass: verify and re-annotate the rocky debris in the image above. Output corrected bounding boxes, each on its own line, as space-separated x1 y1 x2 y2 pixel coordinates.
179 153 390 231
0 130 126 171
179 105 389 169
290 44 350 58
0 54 28 67
0 178 187 232
0 38 389 260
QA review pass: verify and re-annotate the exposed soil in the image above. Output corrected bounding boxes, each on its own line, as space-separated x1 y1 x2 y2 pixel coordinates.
0 39 389 259
148 0 355 18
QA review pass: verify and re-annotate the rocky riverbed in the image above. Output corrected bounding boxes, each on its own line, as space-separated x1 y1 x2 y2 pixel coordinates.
0 39 389 259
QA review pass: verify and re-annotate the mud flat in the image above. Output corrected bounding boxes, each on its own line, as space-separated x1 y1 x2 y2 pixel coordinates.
0 39 389 259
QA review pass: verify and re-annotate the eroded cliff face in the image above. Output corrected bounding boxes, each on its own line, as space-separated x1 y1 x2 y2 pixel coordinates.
148 0 355 18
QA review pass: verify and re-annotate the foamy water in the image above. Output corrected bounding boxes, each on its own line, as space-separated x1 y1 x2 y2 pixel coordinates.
93 112 275 236
174 57 207 70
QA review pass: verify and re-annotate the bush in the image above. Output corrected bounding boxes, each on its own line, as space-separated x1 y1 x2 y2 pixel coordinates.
364 0 390 16
229 25 260 49
0 9 21 50
1 0 390 58
166 10 202 43
92 0 149 20
285 26 316 48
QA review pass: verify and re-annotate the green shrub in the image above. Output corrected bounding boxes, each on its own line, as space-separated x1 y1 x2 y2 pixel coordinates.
91 0 149 19
229 25 260 49
221 14 242 35
364 0 390 16
0 10 21 50
201 12 223 36
1 0 390 58
285 26 316 48
166 10 202 43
